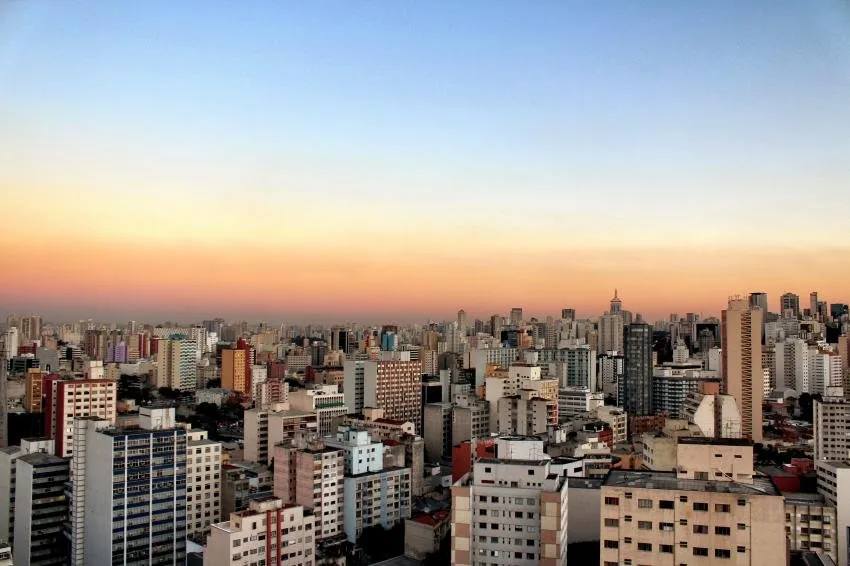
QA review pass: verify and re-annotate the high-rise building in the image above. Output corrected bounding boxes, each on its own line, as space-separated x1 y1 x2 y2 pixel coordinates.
509 308 523 327
24 368 43 413
722 298 764 442
748 292 768 314
45 378 117 458
221 348 249 394
600 439 786 566
186 429 222 537
156 335 198 391
3 328 18 361
814 389 850 462
457 309 468 335
288 385 347 437
815 461 850 566
811 292 820 317
13 453 69 566
69 408 187 566
335 427 411 542
784 492 838 563
354 352 422 432
450 437 568 566
204 497 316 566
609 289 622 315
781 292 801 318
562 308 576 321
273 435 343 541
621 323 654 416
599 314 624 354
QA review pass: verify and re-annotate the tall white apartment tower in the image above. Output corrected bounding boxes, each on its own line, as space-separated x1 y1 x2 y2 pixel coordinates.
450 437 568 566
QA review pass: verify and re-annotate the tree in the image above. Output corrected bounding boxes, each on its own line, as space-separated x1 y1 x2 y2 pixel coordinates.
157 386 181 399
206 378 221 389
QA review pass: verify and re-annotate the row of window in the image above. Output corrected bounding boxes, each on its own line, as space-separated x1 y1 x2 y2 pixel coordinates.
603 540 745 557
605 495 745 511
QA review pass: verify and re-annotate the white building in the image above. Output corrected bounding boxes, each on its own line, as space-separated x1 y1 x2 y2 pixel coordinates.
324 426 382 475
342 466 411 543
69 409 188 566
204 497 315 566
450 436 569 565
810 349 844 396
187 429 222 537
775 338 810 392
816 460 850 566
464 347 519 385
0 438 53 545
558 387 604 419
814 390 850 462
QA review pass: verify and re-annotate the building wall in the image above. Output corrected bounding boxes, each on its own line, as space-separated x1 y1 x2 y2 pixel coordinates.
600 484 786 566
567 482 601 544
722 300 764 442
785 497 837 562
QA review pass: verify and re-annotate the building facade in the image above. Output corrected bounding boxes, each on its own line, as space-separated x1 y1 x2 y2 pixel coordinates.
722 298 764 442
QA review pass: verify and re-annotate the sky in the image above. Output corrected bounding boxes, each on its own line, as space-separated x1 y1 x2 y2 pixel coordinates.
1 1 849 324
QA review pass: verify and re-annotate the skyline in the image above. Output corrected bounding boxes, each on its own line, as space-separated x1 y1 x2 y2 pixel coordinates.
2 1 849 321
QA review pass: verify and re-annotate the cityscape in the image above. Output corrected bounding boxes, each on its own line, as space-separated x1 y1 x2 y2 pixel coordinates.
3 2 850 566
0 292 849 565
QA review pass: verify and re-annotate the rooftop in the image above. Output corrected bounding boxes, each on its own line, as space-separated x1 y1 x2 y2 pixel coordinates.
410 510 450 526
783 492 829 506
568 478 604 490
604 470 780 496
678 437 751 447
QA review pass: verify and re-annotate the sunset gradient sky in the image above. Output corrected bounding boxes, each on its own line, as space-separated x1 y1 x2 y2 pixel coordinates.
1 1 849 323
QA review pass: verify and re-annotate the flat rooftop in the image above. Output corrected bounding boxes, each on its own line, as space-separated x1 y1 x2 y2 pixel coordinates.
604 470 780 496
678 437 751 447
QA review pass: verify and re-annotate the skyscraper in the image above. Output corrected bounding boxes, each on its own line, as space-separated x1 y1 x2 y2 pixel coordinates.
156 335 198 391
70 409 187 565
509 307 523 326
810 292 819 317
748 292 768 314
621 323 653 415
609 289 622 314
598 314 624 354
781 292 801 318
457 309 467 335
722 298 764 442
561 308 576 321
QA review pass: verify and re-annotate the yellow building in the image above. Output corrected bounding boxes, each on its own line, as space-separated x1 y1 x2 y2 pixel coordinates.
221 348 248 393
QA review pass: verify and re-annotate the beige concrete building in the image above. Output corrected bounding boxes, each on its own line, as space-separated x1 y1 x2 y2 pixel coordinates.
204 497 315 566
405 511 450 560
243 406 317 465
640 420 703 472
272 435 343 541
450 437 568 566
784 492 837 562
601 439 785 566
497 392 551 435
24 369 43 413
815 460 850 566
681 391 742 439
814 391 850 462
187 429 222 537
287 385 346 437
452 399 490 445
595 406 628 445
722 298 764 442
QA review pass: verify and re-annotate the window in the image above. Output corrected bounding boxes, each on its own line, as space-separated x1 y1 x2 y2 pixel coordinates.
679 496 688 502
624 537 632 544
737 546 746 553
604 518 619 527
660 500 674 509
637 543 652 552
715 526 731 536
693 502 708 511
515 512 523 518
527 470 534 476
693 547 709 556
715 549 731 559
604 540 619 549
695 472 709 480
679 519 688 526
638 499 653 509
638 521 652 530
659 522 674 532
625 492 633 499
693 525 709 534
737 523 746 531
661 545 674 553
679 541 688 548
624 515 632 522
737 499 746 506
604 497 619 505
715 504 731 513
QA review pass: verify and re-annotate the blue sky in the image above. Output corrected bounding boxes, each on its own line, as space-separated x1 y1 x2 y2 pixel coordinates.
1 1 849 320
